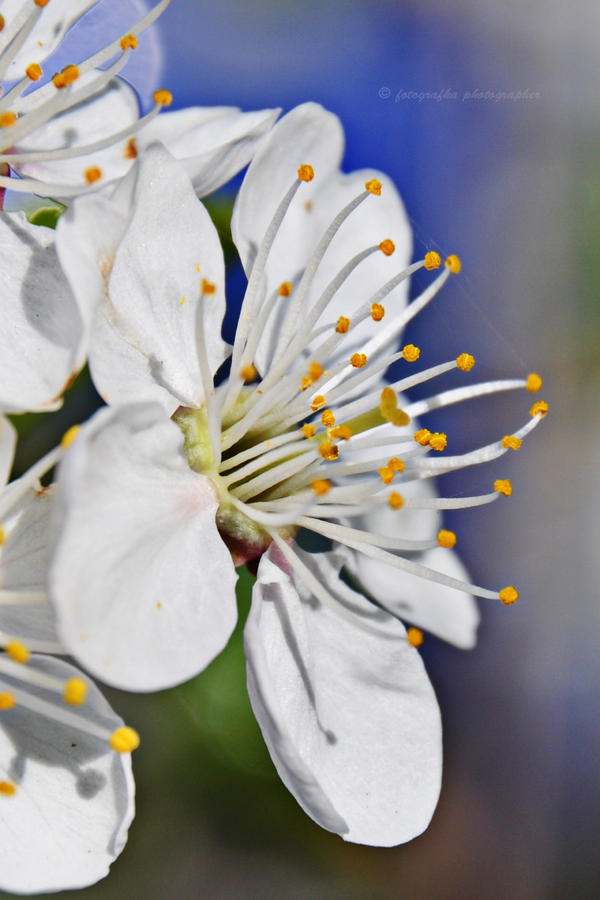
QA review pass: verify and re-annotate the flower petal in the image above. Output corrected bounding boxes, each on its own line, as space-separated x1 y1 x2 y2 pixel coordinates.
0 417 16 487
245 543 442 846
0 654 134 894
50 403 238 691
0 212 84 413
137 106 281 196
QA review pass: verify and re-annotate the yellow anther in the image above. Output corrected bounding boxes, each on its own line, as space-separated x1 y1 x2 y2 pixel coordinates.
0 112 17 128
379 387 409 427
109 726 140 754
124 136 138 159
240 364 257 383
530 400 549 418
60 425 80 449
350 353 367 368
437 529 457 549
311 478 331 496
319 441 339 461
297 164 314 182
445 254 461 274
6 641 30 665
371 302 385 321
25 63 42 81
456 352 475 372
378 466 395 485
329 424 352 441
502 435 522 451
302 424 316 439
34 0 51 7
336 316 350 334
424 251 441 270
0 692 16 710
387 457 404 472
429 432 447 452
0 525 4 546
321 409 336 428
279 281 292 297
179 295 186 307
311 395 326 411
0 14 4 31
300 376 312 392
388 491 404 509
379 239 395 256
406 627 424 648
153 89 173 106
0 782 16 796
63 678 88 707
414 428 431 446
499 586 519 605
308 361 323 382
53 64 79 89
402 344 420 362
202 278 216 294
84 166 102 184
494 479 513 497
526 373 543 393
365 178 382 195
120 33 138 51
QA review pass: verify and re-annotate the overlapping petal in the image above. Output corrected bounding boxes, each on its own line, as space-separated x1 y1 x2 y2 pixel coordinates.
0 417 16 486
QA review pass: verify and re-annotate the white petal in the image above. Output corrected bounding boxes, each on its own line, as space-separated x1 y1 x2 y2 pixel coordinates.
0 417 16 487
0 654 134 894
137 106 281 197
0 212 84 413
1 0 98 78
245 543 442 846
50 403 238 691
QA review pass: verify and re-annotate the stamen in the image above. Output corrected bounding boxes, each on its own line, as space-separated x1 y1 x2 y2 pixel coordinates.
526 373 543 393
120 34 138 51
499 586 519 605
0 692 15 709
371 302 385 321
437 529 457 548
311 479 331 496
530 400 548 417
494 479 513 496
379 239 395 256
402 344 420 362
424 251 441 270
153 89 172 106
25 62 42 80
456 352 475 371
63 678 88 707
429 432 447 452
350 353 367 368
6 640 30 664
445 254 461 274
407 627 424 647
109 726 140 753
502 435 522 450
52 64 79 89
336 316 350 333
84 165 102 184
389 492 404 508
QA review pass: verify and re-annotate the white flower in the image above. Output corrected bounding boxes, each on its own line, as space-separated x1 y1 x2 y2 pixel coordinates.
0 0 279 201
0 418 139 894
50 103 546 845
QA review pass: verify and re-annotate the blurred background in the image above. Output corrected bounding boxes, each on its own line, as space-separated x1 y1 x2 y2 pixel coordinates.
4 0 597 897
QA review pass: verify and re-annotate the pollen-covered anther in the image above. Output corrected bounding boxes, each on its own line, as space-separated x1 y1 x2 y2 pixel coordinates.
297 164 314 182
321 409 336 428
388 457 404 472
526 372 543 393
388 491 404 509
311 395 326 412
379 239 395 256
124 137 138 159
494 479 513 497
414 428 431 446
109 726 140 754
240 364 257 383
308 361 323 382
329 424 352 441
120 33 138 51
60 425 80 449
25 63 42 81
371 302 385 321
0 14 4 30
456 352 475 371
0 782 16 797
445 254 462 274
407 627 424 647
429 432 447 452
530 400 549 418
279 281 292 296
380 387 409 427
0 692 16 710
85 166 102 184
53 64 79 89
378 466 395 485
311 478 331 496
63 678 88 707
424 251 441 270
365 179 382 195
0 524 4 545
319 441 339 461
437 529 457 548
502 434 522 451
336 316 350 334
0 112 17 128
499 586 519 606
402 344 420 362
302 424 316 438
201 279 216 295
6 641 30 665
153 89 173 106
34 0 51 6
350 353 367 368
